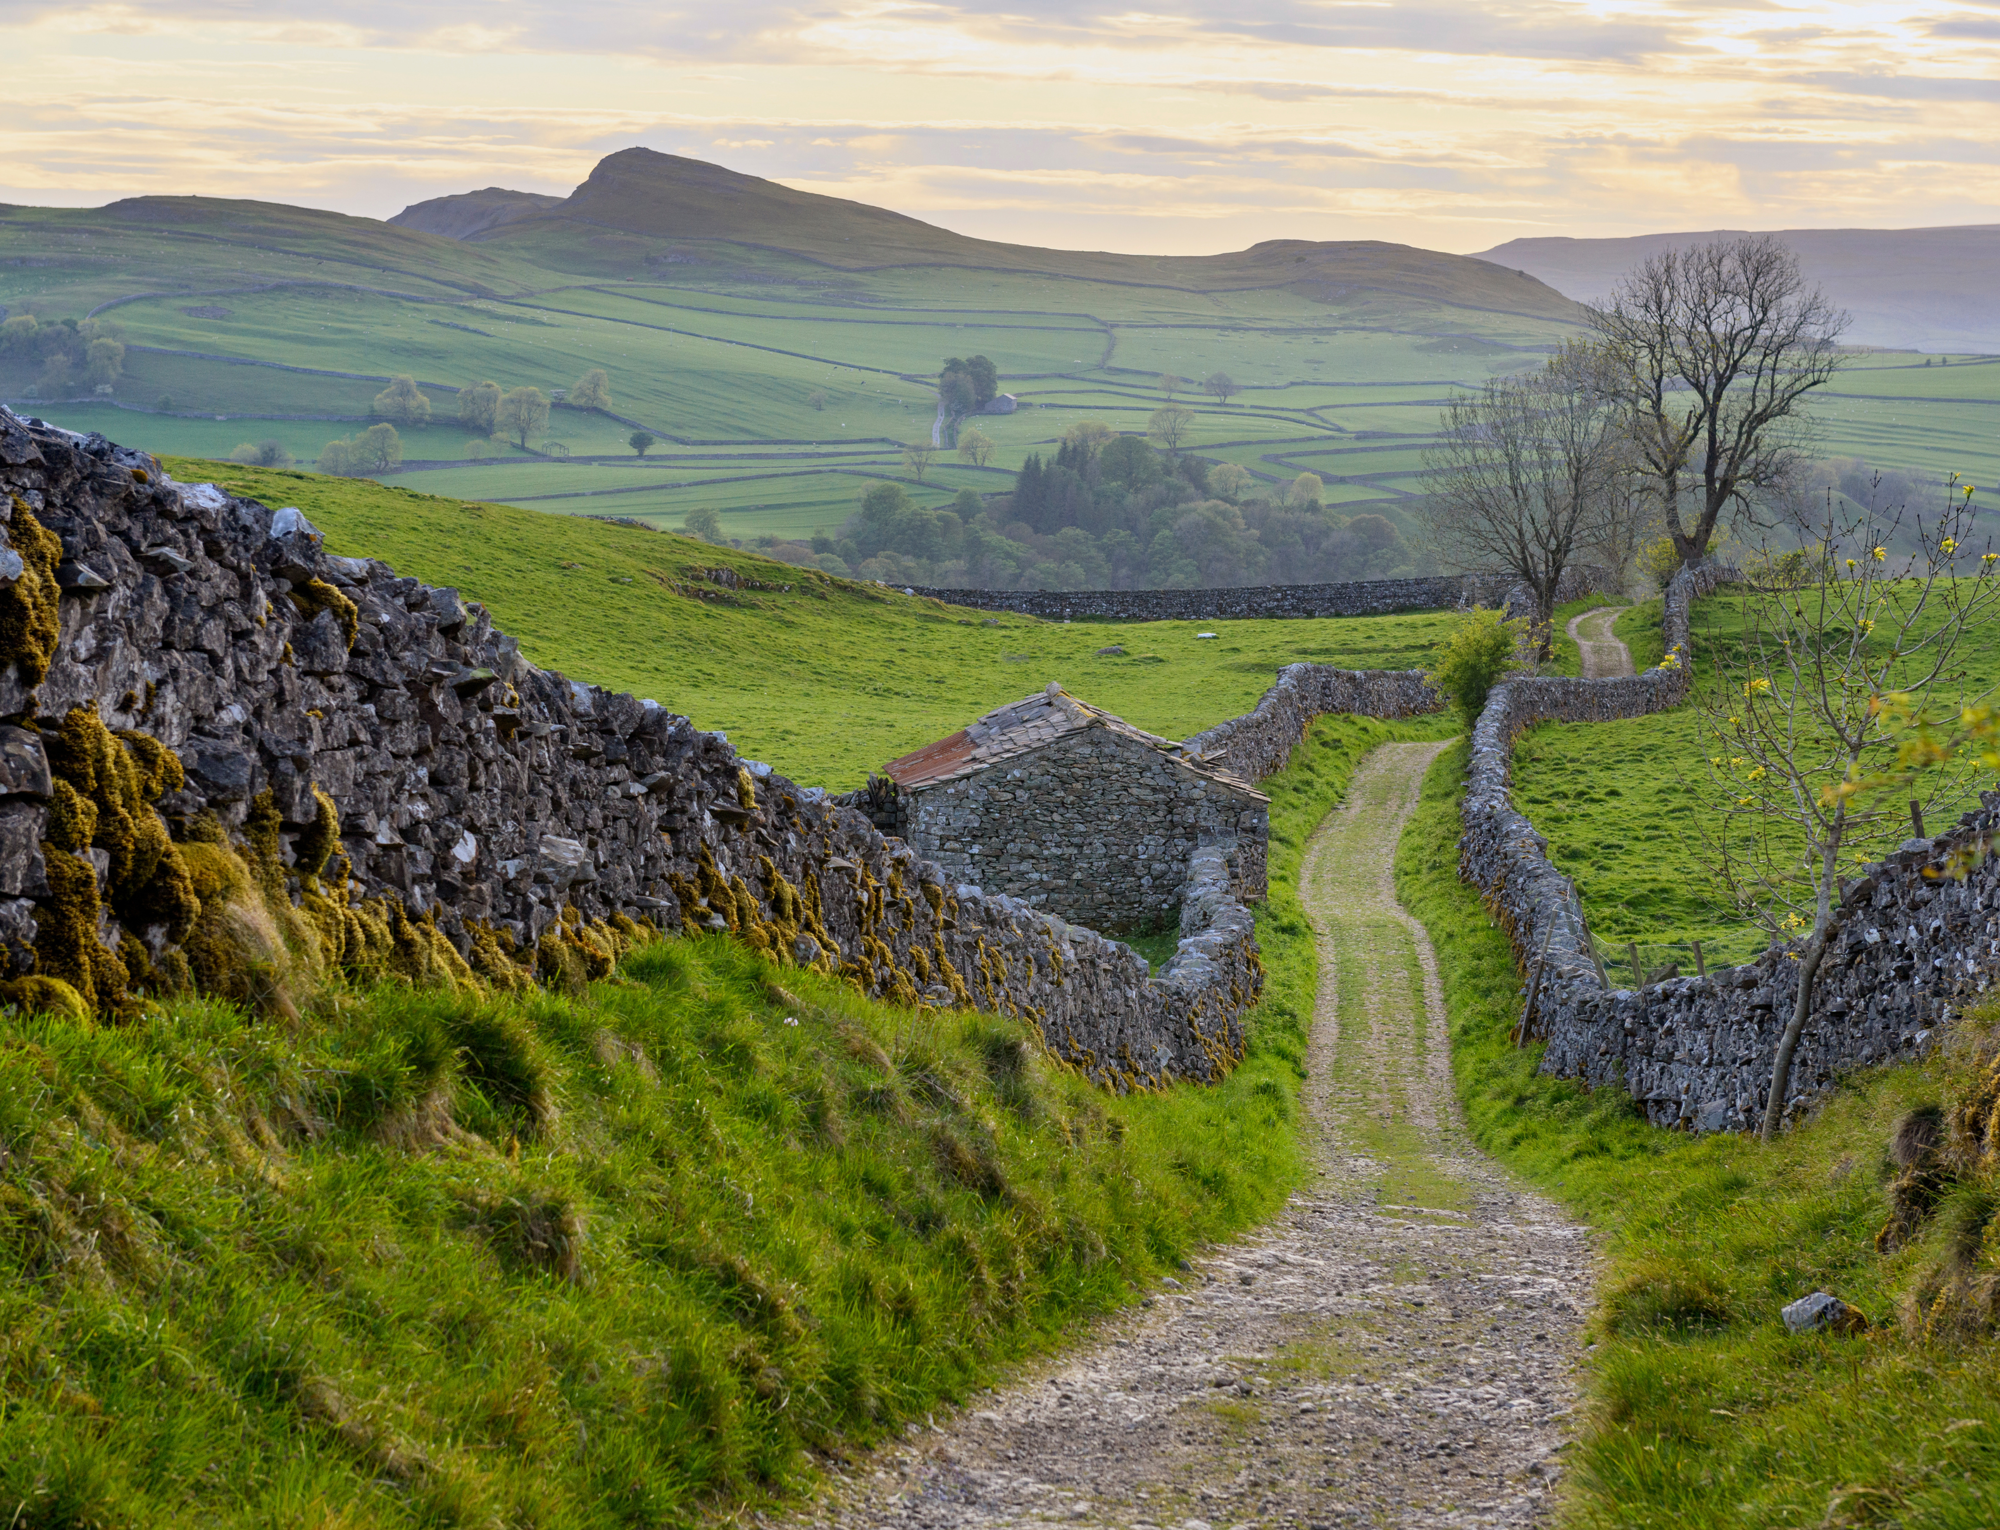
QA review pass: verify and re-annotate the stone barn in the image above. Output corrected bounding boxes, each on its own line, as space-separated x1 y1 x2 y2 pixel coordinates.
879 683 1269 933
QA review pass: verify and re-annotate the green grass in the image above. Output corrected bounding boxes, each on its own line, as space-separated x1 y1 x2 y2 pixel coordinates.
0 934 1305 1528
0 699 1430 1528
1 177 1594 536
1395 740 2000 1530
1513 588 2000 971
159 459 1456 787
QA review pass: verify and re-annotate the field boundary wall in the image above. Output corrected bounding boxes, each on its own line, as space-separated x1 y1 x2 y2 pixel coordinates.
1456 563 2000 1132
905 567 1615 624
0 406 1252 1090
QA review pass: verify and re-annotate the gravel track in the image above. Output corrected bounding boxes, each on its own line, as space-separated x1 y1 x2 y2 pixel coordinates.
790 743 1595 1530
1563 607 1633 679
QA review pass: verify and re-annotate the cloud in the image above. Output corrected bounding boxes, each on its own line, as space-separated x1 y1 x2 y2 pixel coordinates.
1925 14 2000 37
1790 71 2000 103
0 0 1994 250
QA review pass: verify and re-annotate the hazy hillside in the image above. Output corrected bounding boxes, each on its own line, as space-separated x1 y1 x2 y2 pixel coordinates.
2 149 1990 552
1475 224 2000 352
0 149 1588 546
448 148 1585 319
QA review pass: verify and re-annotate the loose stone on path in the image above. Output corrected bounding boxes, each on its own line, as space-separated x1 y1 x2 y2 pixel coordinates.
790 743 1597 1530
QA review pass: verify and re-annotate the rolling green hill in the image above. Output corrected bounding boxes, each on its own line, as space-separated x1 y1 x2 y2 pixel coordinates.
8 149 1990 557
4 151 1584 547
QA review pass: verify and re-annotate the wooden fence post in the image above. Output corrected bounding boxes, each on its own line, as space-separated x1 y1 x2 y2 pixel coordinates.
1516 920 1557 1046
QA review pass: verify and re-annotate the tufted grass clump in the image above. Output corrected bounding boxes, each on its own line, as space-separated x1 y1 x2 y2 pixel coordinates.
0 900 1335 1527
1396 739 2000 1528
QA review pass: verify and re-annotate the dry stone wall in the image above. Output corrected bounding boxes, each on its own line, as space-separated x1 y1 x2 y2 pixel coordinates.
905 576 1473 622
0 406 1253 1090
1534 813 2000 1132
1454 562 1999 1132
903 566 1615 624
1181 667 1442 782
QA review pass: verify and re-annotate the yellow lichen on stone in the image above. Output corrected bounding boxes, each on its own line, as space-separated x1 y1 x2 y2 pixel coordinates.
46 780 97 853
289 578 360 649
467 921 537 992
385 900 477 991
0 498 63 686
31 709 202 1012
736 767 757 810
177 838 295 1007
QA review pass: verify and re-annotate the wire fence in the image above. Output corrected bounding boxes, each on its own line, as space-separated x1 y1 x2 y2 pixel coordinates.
1549 874 1750 989
1583 933 1726 989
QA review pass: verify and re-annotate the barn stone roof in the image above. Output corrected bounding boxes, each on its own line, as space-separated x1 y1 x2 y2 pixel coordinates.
882 683 1268 801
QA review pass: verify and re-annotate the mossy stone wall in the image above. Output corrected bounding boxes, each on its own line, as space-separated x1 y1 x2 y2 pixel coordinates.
0 407 1256 1086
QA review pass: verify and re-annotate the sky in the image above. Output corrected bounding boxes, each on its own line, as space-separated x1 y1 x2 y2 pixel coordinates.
0 0 1995 255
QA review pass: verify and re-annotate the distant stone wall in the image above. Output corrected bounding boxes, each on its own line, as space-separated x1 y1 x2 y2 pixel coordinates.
0 406 1254 1091
1181 667 1443 782
907 576 1471 622
907 726 1269 935
904 566 1617 624
1452 561 1998 1132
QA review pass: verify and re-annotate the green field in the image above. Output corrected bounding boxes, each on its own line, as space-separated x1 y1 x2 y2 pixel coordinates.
6 155 1991 567
172 459 1454 787
1513 587 2000 973
12 163 1983 563
0 157 1577 552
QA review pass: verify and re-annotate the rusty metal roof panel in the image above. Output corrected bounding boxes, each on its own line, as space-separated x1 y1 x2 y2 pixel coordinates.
882 728 979 790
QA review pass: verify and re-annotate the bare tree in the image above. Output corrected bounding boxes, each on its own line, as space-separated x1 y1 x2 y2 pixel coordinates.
1418 342 1625 659
1149 404 1195 453
903 440 938 482
1158 373 1183 400
1203 371 1239 404
1591 235 1847 571
1584 465 1657 593
956 428 994 468
1696 479 1999 1139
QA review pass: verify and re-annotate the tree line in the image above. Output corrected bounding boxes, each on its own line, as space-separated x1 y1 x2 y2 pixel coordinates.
0 315 125 398
717 413 1415 590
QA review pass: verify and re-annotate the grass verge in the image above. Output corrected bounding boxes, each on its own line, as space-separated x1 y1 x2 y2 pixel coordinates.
1395 740 2000 1529
0 711 1440 1526
0 940 1301 1528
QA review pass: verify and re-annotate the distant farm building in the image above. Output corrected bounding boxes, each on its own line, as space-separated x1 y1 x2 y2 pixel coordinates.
874 684 1268 933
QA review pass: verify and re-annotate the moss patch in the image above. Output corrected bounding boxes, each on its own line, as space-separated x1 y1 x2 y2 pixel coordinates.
0 498 62 688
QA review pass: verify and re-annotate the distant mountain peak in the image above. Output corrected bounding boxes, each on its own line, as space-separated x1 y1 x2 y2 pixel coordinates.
389 187 563 241
1476 225 2000 351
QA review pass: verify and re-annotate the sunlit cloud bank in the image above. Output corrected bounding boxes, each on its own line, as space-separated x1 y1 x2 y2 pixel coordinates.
0 0 1994 250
